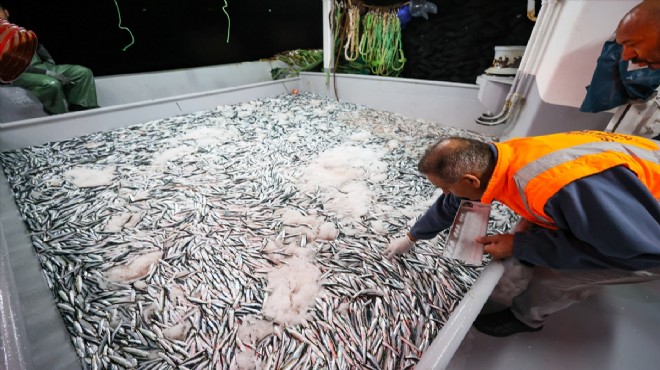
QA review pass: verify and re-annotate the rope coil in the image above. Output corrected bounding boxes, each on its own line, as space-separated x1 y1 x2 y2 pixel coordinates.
332 0 406 77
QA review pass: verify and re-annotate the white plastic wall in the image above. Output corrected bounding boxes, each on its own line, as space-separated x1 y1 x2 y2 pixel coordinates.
95 60 287 107
301 73 503 137
535 0 640 108
495 0 639 139
502 78 614 138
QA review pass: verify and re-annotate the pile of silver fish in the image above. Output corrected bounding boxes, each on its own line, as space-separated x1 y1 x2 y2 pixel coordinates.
0 92 518 370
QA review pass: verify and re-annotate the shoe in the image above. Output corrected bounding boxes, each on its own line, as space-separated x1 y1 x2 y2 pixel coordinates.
473 308 543 337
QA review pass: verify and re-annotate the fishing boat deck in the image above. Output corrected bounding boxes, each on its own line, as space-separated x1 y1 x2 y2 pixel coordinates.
0 81 507 370
448 280 660 369
1 73 658 370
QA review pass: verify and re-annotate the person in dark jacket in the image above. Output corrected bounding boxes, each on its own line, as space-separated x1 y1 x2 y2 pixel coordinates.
384 131 660 336
0 4 98 114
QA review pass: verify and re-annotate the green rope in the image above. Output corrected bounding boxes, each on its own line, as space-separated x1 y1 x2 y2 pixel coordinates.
356 10 405 77
113 0 135 51
332 2 405 78
222 0 231 43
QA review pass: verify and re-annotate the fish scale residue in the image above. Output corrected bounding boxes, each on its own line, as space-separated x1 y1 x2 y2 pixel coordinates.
0 92 518 369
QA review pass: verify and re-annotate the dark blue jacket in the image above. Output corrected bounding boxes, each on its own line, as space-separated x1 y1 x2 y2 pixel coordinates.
410 145 660 270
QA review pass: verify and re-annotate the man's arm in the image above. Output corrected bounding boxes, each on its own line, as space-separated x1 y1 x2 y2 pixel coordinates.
36 44 55 64
383 193 462 258
24 44 55 74
513 166 660 270
24 66 47 74
410 193 463 240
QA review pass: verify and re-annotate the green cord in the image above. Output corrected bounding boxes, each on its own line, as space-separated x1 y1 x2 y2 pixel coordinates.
113 0 135 51
222 0 231 43
333 2 406 77
358 10 405 76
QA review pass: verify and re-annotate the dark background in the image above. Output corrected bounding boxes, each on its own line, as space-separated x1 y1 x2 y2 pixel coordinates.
401 0 536 83
1 0 324 76
2 0 535 83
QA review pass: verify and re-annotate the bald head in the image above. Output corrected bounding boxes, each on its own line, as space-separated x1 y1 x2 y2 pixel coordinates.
616 0 660 69
418 137 492 183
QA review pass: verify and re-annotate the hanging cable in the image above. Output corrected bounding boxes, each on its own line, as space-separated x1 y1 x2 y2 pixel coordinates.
475 0 559 127
221 0 231 43
113 0 135 51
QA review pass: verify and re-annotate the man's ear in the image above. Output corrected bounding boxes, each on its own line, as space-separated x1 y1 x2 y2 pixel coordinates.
462 174 481 188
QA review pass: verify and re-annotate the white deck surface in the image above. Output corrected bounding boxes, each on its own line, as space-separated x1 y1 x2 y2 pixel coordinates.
447 280 660 370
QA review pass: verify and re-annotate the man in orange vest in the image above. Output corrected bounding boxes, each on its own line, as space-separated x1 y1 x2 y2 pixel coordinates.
384 131 660 336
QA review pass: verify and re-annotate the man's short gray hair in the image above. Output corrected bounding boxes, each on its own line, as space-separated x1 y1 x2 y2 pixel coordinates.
417 137 492 183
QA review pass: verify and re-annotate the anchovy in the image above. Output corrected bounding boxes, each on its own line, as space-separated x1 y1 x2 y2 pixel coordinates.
0 92 519 369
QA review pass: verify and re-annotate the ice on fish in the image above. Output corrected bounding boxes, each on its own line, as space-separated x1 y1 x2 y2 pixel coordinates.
0 92 519 369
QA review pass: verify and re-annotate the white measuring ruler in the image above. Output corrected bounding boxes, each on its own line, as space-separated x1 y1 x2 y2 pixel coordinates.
443 200 491 266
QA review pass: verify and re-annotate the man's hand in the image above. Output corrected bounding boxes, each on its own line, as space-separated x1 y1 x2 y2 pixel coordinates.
383 235 415 258
476 234 514 260
46 70 73 85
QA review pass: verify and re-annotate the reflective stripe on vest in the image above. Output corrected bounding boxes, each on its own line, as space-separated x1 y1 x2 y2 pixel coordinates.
513 141 660 227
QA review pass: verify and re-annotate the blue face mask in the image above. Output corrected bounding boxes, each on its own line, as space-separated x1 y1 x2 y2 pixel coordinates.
580 40 660 113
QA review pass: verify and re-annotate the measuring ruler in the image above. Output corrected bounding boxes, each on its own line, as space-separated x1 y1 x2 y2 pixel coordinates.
443 200 491 266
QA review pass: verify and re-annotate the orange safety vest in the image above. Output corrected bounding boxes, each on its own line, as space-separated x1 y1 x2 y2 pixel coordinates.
480 130 660 228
